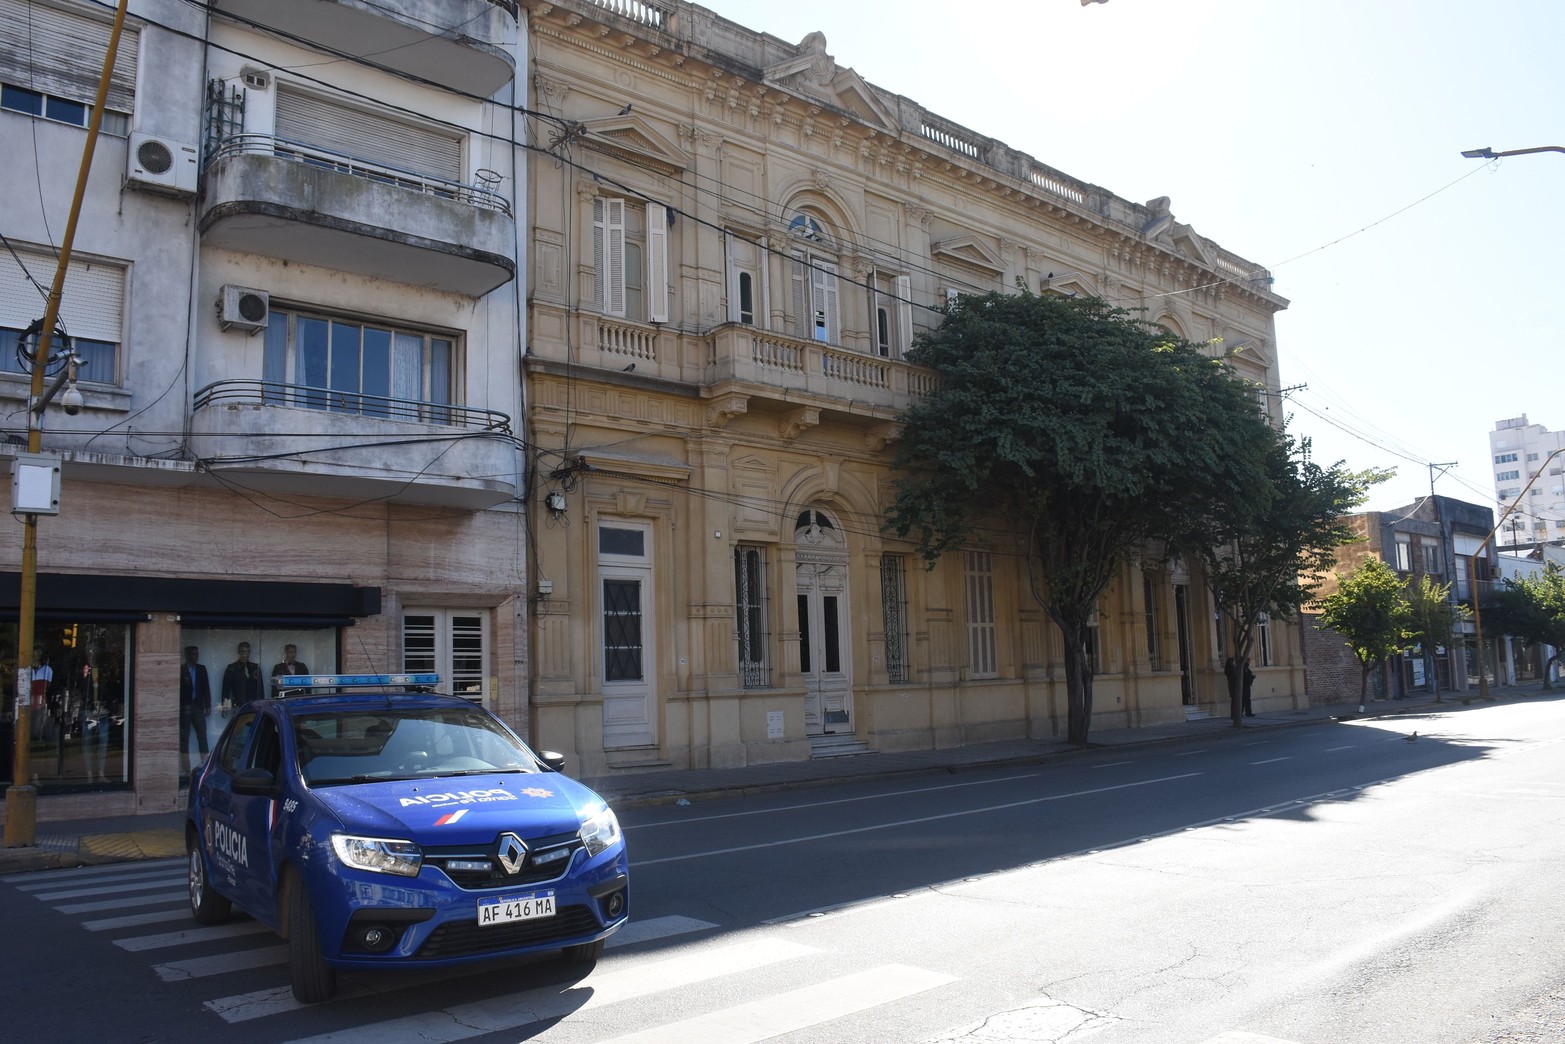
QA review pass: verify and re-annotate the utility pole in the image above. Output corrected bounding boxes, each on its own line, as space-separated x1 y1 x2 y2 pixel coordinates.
4 0 129 849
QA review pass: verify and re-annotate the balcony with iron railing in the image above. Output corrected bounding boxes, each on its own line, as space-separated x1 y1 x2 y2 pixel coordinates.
189 379 518 509
212 0 517 96
199 134 516 296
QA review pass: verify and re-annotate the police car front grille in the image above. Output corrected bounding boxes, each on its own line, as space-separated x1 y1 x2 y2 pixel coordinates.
415 904 600 959
423 833 583 890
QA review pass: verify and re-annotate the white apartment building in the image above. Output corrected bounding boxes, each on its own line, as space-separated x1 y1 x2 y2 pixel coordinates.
1 0 529 820
1491 415 1565 546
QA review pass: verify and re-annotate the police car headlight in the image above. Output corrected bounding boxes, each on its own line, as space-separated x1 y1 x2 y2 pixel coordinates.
579 807 622 858
331 835 423 877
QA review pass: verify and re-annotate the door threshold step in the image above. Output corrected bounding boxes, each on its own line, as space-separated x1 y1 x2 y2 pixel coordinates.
809 736 874 759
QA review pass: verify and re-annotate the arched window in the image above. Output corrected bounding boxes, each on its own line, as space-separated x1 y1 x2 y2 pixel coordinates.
788 212 839 344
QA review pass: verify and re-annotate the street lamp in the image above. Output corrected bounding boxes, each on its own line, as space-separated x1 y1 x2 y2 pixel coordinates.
1461 145 1565 160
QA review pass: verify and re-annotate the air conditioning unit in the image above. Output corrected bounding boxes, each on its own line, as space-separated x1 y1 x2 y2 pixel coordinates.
218 285 270 334
126 133 198 196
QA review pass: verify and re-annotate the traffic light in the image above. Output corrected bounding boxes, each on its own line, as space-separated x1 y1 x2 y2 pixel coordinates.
61 623 77 648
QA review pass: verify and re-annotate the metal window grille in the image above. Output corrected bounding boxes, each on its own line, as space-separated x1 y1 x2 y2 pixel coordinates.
1143 574 1161 671
735 546 770 688
880 555 908 683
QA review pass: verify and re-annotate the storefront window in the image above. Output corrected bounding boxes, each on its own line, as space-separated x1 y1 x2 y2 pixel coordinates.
176 629 336 774
1 621 131 790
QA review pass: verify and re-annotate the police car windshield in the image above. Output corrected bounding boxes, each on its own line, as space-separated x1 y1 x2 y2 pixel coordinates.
295 707 537 787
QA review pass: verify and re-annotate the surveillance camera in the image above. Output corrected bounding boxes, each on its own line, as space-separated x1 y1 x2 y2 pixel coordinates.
60 384 84 416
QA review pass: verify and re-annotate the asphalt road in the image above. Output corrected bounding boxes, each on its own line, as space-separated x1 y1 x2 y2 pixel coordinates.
4 697 1563 1043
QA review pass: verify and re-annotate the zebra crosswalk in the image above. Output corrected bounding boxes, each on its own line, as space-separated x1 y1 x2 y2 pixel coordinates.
3 859 963 1043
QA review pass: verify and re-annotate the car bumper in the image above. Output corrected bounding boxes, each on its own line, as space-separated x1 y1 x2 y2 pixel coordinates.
312 848 629 970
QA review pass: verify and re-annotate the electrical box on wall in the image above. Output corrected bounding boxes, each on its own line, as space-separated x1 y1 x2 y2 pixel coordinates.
12 452 61 516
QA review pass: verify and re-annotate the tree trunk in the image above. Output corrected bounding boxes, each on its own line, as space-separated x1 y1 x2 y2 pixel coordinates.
1358 661 1372 712
1062 623 1095 746
1545 653 1559 691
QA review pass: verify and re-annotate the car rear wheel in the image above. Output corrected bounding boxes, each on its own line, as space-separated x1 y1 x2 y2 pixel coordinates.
286 872 337 1003
562 939 604 965
187 830 231 925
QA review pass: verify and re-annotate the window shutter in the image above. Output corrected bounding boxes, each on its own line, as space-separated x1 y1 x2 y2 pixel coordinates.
275 86 462 182
0 247 122 343
725 232 739 323
0 0 138 112
814 260 839 345
604 198 625 316
895 275 913 355
790 253 808 340
593 198 606 311
645 202 669 323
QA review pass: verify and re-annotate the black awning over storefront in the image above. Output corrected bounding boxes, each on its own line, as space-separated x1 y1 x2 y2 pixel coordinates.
0 573 381 621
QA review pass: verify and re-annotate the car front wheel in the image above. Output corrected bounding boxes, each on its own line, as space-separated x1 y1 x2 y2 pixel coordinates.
286 871 337 1003
187 830 231 925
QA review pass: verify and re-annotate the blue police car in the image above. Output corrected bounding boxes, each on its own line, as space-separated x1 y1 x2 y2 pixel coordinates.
185 674 628 1003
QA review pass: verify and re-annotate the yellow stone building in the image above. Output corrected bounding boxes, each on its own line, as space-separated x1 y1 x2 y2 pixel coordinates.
521 0 1305 776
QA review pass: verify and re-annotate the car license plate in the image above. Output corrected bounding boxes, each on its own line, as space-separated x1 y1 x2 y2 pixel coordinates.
477 891 556 926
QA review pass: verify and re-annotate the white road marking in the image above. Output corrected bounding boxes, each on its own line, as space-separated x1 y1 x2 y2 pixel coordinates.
84 908 191 931
267 938 821 1037
606 913 718 947
1251 757 1292 766
114 920 271 951
55 890 187 914
32 874 186 901
156 945 287 981
631 772 1043 829
594 964 958 1044
632 773 1202 867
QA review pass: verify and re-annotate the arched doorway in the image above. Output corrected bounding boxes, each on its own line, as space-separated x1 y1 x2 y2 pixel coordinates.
795 508 852 735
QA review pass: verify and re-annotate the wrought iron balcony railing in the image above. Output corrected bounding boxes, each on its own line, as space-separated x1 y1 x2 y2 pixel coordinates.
206 134 513 218
194 379 511 434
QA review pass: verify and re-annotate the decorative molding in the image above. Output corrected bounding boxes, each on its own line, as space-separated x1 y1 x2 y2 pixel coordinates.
706 392 749 428
779 406 821 441
864 422 903 451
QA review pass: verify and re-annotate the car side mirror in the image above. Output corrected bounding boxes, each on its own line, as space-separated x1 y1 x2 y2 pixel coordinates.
538 750 567 773
233 767 276 795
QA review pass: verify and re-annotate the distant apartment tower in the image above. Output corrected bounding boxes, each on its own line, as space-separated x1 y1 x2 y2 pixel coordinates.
1490 416 1565 545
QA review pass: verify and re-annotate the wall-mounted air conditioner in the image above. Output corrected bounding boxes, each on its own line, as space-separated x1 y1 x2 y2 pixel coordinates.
218 285 270 334
126 133 198 196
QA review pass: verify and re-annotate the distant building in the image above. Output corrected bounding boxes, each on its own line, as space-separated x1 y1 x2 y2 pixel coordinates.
1304 496 1497 702
1490 415 1565 547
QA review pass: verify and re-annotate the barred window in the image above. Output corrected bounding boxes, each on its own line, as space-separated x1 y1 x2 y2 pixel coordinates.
880 555 909 683
734 545 769 688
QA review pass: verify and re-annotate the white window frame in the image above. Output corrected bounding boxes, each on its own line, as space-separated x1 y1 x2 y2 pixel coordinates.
595 196 668 323
261 306 457 418
402 608 488 701
964 550 998 679
0 0 137 128
0 244 123 386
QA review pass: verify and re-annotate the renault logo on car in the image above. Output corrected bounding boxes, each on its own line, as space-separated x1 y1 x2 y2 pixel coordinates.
497 833 528 875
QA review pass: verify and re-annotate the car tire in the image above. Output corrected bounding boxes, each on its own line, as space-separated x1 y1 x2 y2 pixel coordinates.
187 830 231 925
286 871 337 1004
561 939 604 965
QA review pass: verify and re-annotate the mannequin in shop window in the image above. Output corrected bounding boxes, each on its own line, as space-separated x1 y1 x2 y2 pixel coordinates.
221 641 264 715
269 644 310 698
179 645 212 772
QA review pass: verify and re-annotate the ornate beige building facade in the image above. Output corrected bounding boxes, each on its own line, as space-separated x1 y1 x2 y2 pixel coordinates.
521 0 1305 777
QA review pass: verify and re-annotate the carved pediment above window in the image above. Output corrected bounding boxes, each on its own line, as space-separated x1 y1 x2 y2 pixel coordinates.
580 114 692 173
1170 223 1212 266
931 235 1005 276
763 32 894 130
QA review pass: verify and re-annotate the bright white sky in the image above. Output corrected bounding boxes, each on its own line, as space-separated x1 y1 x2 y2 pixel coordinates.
708 0 1565 515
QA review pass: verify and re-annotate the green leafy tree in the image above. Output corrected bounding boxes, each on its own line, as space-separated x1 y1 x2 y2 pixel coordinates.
886 291 1273 745
1315 557 1413 711
1486 563 1565 689
1193 429 1385 726
1403 574 1464 700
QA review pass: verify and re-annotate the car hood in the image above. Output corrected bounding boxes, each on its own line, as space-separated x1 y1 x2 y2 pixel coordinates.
311 773 606 843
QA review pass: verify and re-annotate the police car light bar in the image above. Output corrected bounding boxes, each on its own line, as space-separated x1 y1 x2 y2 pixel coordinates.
275 673 442 689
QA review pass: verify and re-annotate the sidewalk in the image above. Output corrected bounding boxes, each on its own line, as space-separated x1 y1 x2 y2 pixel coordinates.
1 685 1542 875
